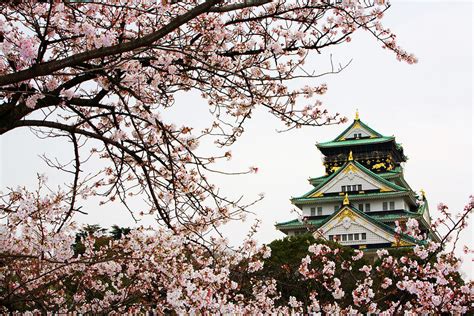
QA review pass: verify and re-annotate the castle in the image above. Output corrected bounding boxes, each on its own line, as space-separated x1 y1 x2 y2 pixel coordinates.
276 111 439 250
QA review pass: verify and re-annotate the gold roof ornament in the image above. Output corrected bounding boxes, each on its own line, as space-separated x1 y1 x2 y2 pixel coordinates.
355 109 360 121
420 189 426 198
343 193 350 205
348 150 353 161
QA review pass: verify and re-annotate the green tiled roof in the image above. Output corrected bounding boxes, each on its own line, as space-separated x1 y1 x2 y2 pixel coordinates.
377 170 414 192
308 175 328 186
292 191 417 210
317 136 395 148
275 217 327 230
370 211 419 222
276 210 421 229
377 168 402 179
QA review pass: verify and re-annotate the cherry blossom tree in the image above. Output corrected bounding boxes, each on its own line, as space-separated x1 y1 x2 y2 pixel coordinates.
7 1 473 314
1 180 472 312
0 0 416 233
259 196 474 313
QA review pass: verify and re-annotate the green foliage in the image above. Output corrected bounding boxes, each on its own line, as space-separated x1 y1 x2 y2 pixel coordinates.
73 224 131 256
110 225 131 240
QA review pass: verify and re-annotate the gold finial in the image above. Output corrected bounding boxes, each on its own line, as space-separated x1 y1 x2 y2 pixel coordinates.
420 189 426 198
355 109 360 121
348 150 353 161
343 193 350 206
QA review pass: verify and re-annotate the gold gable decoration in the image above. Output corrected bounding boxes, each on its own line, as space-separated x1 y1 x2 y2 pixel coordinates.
391 240 414 247
336 208 356 222
309 191 324 198
343 193 350 205
343 164 356 174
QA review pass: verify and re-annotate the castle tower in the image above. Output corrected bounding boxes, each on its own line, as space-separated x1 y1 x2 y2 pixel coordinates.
275 111 439 250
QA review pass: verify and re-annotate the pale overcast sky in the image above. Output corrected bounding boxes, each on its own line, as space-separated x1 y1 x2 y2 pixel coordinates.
1 1 473 277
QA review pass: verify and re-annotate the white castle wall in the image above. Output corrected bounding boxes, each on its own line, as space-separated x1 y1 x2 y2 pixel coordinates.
322 174 379 194
301 197 410 217
302 202 340 216
342 127 372 139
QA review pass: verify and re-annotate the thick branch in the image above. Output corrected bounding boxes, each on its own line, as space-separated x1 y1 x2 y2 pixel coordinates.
0 0 221 87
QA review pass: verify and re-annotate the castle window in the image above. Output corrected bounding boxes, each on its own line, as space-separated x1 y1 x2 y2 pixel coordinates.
317 207 323 216
342 184 362 192
342 234 347 241
354 233 359 240
365 203 371 212
329 235 334 241
361 233 367 240
358 204 364 211
310 207 316 216
389 201 395 210
383 202 388 211
348 234 354 241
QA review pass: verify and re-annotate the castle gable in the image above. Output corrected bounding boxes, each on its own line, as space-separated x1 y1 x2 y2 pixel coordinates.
317 206 415 246
332 115 383 141
338 121 378 140
306 161 405 198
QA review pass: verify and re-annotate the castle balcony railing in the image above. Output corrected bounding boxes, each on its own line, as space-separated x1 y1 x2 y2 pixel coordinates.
323 150 392 164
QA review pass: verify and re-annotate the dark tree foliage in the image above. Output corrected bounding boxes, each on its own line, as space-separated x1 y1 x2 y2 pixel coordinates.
109 225 132 240
73 224 131 255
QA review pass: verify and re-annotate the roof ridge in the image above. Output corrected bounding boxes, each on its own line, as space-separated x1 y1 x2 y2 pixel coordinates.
294 160 407 201
316 136 395 148
292 191 411 203
352 160 407 192
275 218 300 226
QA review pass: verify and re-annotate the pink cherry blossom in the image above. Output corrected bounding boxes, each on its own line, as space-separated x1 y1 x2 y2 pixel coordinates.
0 1 471 314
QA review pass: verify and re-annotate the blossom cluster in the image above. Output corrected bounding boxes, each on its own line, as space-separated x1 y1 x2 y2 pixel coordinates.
3 1 469 314
294 199 474 314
